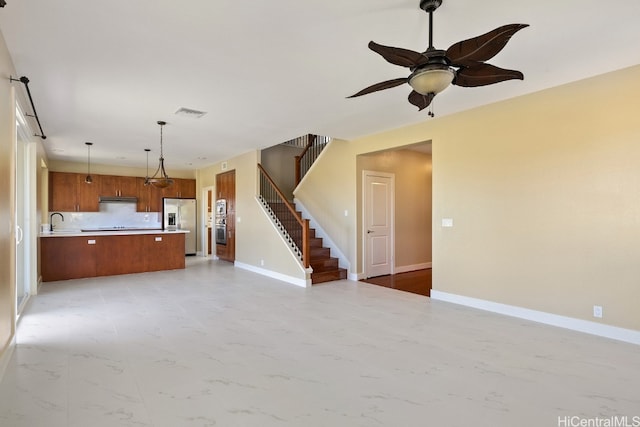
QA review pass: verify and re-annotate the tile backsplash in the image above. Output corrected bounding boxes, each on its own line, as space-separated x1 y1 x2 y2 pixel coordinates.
47 203 162 231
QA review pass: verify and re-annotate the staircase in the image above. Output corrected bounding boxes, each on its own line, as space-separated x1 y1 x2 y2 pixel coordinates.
258 163 347 285
308 227 347 284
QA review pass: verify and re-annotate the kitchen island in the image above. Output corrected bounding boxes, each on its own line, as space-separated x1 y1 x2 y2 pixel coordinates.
40 229 189 282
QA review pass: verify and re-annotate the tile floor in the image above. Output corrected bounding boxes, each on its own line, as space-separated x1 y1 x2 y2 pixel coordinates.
1 258 639 427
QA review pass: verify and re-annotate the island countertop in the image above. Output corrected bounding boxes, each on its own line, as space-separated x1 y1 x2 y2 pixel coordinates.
40 229 189 238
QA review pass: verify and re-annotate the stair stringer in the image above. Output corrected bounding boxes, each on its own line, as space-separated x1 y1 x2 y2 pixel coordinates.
294 198 351 279
254 196 312 287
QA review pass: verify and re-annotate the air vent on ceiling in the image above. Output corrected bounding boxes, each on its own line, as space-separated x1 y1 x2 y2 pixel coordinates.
175 107 207 118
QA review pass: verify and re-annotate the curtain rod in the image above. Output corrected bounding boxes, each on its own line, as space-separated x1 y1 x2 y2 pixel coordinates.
10 75 47 140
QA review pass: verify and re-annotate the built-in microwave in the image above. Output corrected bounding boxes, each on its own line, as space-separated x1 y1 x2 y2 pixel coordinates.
215 199 226 216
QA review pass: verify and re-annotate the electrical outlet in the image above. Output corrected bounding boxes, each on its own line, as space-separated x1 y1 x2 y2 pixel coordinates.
260 259 264 266
593 305 603 318
442 218 453 228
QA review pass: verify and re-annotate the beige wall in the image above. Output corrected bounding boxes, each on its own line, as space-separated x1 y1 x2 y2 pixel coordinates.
0 29 17 370
357 149 432 270
294 139 357 273
260 144 303 199
304 64 639 331
197 150 307 280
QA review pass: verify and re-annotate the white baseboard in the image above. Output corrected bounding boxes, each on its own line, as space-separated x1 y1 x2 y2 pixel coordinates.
0 335 16 382
395 262 432 274
430 290 640 345
234 261 311 288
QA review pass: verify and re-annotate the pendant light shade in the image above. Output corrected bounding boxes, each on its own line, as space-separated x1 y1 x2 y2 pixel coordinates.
84 142 93 184
148 120 174 189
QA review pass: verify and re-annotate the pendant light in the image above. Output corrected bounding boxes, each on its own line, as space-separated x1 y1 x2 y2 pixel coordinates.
84 142 93 184
148 120 174 189
144 148 151 186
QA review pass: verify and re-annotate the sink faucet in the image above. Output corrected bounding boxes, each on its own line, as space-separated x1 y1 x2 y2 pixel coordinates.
50 212 64 231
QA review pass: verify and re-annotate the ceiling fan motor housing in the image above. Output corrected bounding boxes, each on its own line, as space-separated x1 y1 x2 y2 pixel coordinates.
420 0 442 13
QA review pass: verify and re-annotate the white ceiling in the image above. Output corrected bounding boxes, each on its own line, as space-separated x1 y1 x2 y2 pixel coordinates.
2 0 639 170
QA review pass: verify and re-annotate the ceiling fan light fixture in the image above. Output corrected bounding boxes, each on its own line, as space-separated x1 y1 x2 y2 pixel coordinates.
349 0 527 115
408 65 455 96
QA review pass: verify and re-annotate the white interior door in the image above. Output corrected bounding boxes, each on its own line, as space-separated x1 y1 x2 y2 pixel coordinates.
364 171 394 278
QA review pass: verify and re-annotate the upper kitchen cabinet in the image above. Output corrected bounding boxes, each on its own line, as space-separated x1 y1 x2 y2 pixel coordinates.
101 175 137 197
49 172 101 212
162 178 196 199
136 177 163 212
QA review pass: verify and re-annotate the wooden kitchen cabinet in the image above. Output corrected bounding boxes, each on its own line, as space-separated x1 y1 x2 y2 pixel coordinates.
50 171 195 213
41 236 97 281
49 172 101 212
162 178 196 199
41 232 186 281
95 234 147 276
136 177 163 212
49 172 77 211
146 233 185 271
101 175 137 197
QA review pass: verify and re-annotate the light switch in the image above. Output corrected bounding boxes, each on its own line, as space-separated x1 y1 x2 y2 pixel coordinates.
442 218 454 228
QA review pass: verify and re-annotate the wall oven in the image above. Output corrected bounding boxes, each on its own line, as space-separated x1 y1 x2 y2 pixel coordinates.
215 199 227 245
215 218 226 245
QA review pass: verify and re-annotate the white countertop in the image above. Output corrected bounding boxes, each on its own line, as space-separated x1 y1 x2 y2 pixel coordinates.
40 229 190 238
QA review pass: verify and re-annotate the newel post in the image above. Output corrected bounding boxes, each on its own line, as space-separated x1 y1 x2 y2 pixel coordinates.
302 219 310 268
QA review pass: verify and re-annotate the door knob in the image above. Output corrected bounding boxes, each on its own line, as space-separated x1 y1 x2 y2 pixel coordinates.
367 230 373 234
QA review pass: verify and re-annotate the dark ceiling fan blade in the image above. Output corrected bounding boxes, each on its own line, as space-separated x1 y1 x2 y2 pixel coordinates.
453 62 523 87
347 77 408 98
445 24 528 66
408 91 435 111
368 41 429 68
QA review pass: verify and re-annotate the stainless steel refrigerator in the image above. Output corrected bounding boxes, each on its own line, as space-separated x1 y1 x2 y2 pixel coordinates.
163 198 197 255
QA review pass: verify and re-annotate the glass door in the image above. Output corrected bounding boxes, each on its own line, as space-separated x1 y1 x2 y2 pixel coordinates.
15 107 29 315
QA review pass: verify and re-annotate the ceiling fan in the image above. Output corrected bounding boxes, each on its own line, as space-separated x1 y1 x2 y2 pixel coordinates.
348 0 528 116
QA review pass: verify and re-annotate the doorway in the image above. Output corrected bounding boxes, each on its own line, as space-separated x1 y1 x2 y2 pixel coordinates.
201 186 214 257
358 143 432 284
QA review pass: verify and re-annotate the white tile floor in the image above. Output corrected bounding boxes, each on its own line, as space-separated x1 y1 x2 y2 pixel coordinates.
1 258 639 427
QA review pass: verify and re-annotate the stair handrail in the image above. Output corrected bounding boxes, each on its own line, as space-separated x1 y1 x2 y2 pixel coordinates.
295 134 314 185
258 163 310 268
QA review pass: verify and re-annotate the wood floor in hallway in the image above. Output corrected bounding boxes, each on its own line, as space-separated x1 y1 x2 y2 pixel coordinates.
360 268 432 296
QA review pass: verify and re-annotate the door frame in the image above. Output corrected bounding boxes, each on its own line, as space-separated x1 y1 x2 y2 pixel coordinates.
201 185 215 258
15 100 37 315
362 170 395 278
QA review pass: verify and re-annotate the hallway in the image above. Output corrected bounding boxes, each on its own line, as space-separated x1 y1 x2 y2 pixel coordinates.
1 259 638 426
